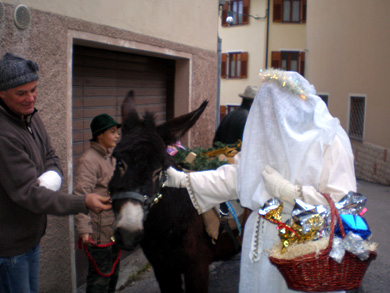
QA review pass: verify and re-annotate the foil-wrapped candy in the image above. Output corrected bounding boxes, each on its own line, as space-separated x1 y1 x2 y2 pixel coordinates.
277 218 322 253
330 232 370 263
292 199 329 235
343 232 370 261
258 198 282 219
335 191 367 215
260 191 370 255
335 214 371 240
329 237 345 263
333 192 371 239
259 199 325 253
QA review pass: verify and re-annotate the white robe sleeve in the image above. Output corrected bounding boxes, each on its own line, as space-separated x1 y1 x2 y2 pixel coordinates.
186 153 240 214
301 135 357 206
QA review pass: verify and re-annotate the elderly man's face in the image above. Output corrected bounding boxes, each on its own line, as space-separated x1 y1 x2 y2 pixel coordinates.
0 81 37 118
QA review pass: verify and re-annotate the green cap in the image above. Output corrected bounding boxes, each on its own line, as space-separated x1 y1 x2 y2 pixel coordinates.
90 113 121 138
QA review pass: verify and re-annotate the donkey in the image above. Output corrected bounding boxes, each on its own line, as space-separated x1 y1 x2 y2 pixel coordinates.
108 91 241 292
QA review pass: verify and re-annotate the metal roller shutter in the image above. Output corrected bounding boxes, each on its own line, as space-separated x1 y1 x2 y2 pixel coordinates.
72 45 174 164
71 45 175 287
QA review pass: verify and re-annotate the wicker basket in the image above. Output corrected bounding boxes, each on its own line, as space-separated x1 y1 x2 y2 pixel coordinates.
269 193 377 292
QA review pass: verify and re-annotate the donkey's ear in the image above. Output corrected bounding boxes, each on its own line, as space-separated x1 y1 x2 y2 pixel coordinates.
121 91 136 121
157 100 208 146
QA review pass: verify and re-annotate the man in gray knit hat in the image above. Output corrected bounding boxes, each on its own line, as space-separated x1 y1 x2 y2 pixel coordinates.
0 53 112 293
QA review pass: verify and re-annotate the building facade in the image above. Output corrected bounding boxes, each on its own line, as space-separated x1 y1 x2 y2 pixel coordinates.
218 0 306 116
306 0 390 184
219 0 390 185
0 0 219 291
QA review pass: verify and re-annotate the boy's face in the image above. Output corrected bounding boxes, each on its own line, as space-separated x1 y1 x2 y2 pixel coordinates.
97 126 120 149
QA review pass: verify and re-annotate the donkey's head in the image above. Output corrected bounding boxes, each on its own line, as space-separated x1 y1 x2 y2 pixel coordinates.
108 91 208 250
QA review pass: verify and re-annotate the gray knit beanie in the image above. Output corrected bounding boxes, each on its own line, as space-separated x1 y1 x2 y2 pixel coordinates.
0 53 39 91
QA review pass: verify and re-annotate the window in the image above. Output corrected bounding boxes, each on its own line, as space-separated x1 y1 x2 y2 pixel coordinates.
349 96 366 140
220 104 240 120
222 0 250 26
318 94 329 106
271 51 305 76
227 104 240 113
273 0 306 23
221 52 248 79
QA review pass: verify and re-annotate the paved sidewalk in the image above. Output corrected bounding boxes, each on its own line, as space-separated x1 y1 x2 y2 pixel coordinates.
354 180 390 292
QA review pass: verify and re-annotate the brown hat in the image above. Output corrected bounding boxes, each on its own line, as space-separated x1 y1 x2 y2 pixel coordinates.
239 85 259 99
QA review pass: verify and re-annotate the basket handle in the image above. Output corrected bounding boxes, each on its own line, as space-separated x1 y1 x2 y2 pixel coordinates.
322 193 345 252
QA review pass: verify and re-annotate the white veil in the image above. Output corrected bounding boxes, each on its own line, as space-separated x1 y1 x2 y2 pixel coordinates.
237 70 351 211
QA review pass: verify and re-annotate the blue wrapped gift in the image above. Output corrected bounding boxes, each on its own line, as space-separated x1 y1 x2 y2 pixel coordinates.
335 214 371 240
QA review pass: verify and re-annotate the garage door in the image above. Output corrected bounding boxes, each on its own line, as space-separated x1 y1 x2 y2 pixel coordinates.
72 45 175 164
71 45 175 286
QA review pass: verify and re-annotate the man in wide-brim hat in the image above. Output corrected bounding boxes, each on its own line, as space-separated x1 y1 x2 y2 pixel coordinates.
213 85 259 145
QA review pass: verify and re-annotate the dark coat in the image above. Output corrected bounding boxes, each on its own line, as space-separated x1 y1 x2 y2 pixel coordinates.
0 101 87 257
213 98 253 145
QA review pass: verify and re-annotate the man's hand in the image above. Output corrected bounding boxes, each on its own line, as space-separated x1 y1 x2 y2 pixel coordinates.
85 193 112 213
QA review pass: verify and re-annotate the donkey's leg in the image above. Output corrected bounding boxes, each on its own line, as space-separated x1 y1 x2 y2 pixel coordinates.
183 259 210 293
152 264 184 293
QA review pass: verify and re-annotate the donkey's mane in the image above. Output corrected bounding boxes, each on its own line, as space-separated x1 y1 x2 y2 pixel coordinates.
122 110 156 133
114 110 167 164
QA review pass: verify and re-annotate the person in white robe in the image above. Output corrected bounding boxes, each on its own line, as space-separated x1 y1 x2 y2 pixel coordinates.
165 69 356 292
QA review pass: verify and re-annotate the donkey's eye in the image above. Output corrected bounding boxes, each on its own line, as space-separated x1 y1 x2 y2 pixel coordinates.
117 159 128 171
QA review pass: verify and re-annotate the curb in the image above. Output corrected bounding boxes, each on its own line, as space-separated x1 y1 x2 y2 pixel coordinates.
116 247 150 290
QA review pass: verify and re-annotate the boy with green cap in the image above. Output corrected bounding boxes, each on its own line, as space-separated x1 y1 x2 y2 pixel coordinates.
74 113 121 293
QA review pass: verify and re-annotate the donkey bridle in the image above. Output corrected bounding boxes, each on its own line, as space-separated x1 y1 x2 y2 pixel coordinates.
110 169 167 213
110 190 163 209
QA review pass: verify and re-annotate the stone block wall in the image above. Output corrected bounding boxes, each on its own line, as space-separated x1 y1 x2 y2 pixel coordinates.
351 140 390 185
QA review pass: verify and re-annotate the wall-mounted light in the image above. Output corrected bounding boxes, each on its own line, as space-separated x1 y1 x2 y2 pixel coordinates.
225 10 267 25
0 1 5 22
226 11 234 24
223 0 267 25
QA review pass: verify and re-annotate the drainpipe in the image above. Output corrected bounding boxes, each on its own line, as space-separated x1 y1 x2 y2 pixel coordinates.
216 0 225 130
265 0 270 68
216 35 222 129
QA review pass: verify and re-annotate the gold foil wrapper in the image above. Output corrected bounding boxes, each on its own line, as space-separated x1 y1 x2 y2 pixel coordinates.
261 199 324 253
278 216 323 253
262 191 368 254
263 202 283 223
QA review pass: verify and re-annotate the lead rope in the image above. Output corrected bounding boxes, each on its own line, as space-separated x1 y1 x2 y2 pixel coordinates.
77 238 122 277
